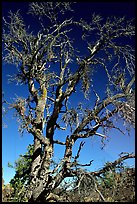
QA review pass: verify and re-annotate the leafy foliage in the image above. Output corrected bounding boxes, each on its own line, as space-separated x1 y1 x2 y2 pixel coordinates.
8 144 34 201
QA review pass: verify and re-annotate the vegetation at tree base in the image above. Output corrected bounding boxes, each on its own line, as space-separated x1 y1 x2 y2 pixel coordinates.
2 2 135 202
3 154 135 202
2 169 14 202
66 166 135 202
7 145 34 202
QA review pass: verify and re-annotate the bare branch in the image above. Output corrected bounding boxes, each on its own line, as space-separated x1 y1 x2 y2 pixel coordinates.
72 141 85 163
53 140 66 145
90 152 135 177
77 160 94 167
94 132 108 139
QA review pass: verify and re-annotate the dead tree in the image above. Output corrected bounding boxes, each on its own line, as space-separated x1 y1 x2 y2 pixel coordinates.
2 2 135 202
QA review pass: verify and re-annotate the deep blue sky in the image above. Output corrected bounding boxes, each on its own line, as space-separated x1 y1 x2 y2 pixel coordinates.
2 2 135 184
